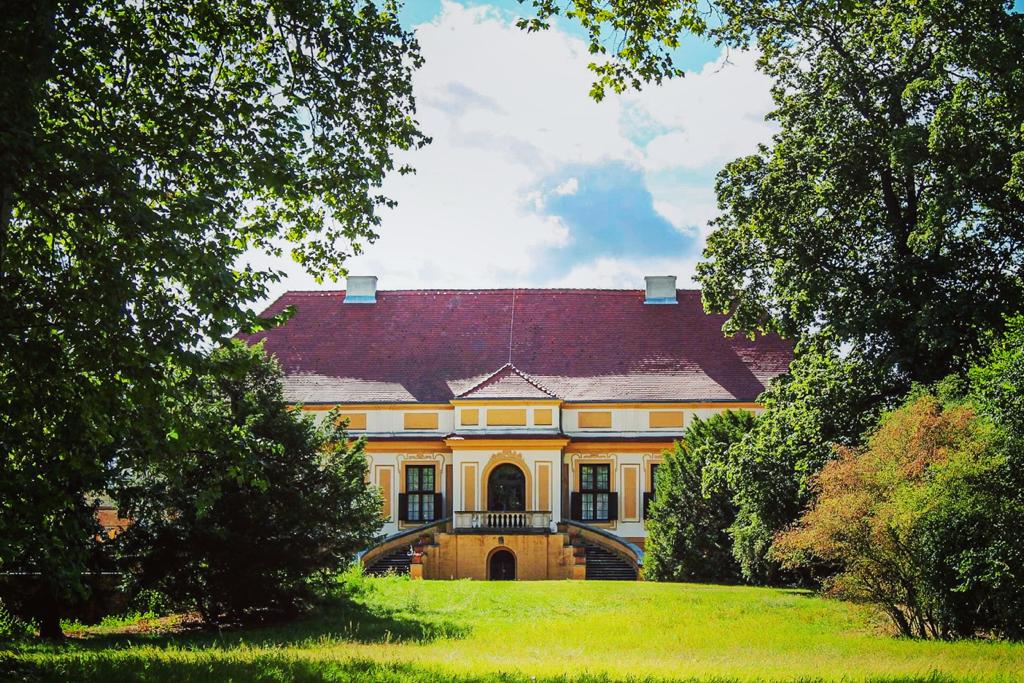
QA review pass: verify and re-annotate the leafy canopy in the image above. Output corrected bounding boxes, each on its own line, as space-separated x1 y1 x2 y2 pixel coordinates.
777 317 1024 639
523 0 1024 380
517 0 708 100
969 315 1024 440
0 0 423 637
701 0 1024 386
523 0 1024 381
722 334 889 583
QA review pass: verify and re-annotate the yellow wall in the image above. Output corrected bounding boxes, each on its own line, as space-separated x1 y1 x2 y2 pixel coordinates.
622 464 639 521
405 413 440 430
537 462 551 512
376 466 393 521
339 412 367 430
422 532 575 580
462 463 477 511
487 408 528 426
648 411 684 428
578 411 612 428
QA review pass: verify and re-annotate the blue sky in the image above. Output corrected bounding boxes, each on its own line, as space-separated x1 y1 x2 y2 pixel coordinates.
254 1 776 295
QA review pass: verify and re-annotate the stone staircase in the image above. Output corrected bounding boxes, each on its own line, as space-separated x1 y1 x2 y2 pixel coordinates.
362 521 640 580
364 546 413 576
582 542 638 581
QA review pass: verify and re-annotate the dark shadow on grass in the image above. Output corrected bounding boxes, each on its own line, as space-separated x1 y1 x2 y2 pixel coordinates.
11 588 470 654
225 588 472 647
3 654 981 683
776 588 820 597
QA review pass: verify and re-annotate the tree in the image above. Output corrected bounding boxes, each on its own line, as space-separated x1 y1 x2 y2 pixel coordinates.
116 342 382 625
518 0 709 101
527 0 1024 383
645 410 754 583
723 334 889 584
700 0 1024 387
775 392 1024 639
0 1 423 637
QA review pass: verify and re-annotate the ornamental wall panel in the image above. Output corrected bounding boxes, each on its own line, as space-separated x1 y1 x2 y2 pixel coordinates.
622 464 639 521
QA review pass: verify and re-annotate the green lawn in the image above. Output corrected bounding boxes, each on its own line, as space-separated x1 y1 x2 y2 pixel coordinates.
3 576 1022 682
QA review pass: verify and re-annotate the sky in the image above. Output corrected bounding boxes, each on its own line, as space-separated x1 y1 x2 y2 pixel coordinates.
250 0 776 301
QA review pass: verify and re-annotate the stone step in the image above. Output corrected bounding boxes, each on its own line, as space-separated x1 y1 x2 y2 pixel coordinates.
583 543 638 581
365 549 412 576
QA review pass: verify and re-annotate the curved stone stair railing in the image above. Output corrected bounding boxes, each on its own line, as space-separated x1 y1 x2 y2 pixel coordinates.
359 518 450 576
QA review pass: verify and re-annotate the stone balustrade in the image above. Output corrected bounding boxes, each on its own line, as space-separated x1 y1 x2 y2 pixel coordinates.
453 510 553 531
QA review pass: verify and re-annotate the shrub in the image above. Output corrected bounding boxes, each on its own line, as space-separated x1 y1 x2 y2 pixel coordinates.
775 393 1024 639
645 410 755 582
116 342 383 625
0 599 30 640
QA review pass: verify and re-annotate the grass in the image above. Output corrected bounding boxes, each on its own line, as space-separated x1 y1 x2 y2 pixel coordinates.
2 575 1022 683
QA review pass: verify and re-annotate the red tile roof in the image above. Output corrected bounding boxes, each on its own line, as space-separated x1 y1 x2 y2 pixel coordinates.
240 289 793 404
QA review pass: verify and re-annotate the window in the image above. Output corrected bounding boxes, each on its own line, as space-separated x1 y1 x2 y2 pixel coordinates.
651 464 660 492
406 465 435 522
580 464 611 521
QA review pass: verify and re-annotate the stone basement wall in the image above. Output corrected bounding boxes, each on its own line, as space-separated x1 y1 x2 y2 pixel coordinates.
415 532 577 580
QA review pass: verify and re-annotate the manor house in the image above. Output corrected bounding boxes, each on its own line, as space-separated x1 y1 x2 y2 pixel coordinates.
244 276 792 580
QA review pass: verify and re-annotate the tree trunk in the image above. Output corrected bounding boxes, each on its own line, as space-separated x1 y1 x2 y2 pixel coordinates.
36 603 64 640
28 578 68 640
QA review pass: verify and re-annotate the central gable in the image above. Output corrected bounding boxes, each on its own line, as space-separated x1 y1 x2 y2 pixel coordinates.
457 364 558 400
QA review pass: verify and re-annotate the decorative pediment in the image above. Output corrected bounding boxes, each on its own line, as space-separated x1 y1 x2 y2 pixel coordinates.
402 452 444 461
489 450 526 466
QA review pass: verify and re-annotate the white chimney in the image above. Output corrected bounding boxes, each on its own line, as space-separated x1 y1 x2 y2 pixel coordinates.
644 275 677 304
344 275 377 303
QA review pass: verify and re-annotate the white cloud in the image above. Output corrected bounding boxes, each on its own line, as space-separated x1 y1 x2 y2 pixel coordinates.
553 177 579 196
651 187 720 236
247 1 774 303
630 50 776 173
547 255 703 289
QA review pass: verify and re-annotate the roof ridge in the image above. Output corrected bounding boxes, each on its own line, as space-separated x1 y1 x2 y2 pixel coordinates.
454 363 513 398
506 363 559 398
276 287 701 294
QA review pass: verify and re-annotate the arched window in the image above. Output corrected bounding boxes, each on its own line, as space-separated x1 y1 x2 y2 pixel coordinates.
487 464 525 511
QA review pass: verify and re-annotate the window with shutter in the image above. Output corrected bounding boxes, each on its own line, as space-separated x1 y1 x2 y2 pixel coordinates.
570 492 582 520
579 464 612 522
405 465 435 522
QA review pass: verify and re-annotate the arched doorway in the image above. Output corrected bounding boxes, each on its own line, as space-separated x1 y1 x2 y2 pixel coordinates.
489 548 516 580
487 463 526 511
